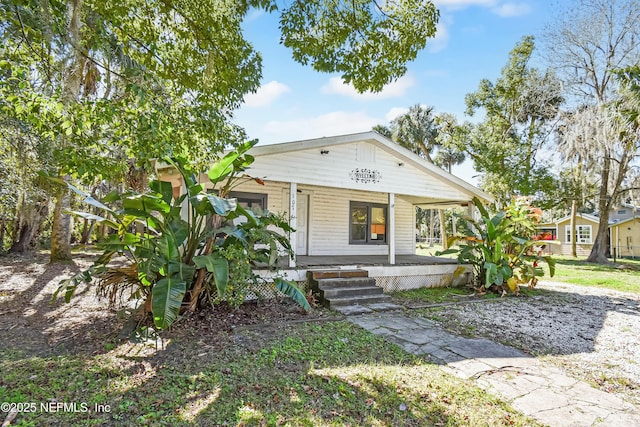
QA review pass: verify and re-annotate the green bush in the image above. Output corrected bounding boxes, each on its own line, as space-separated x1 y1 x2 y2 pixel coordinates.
439 197 554 294
54 141 309 329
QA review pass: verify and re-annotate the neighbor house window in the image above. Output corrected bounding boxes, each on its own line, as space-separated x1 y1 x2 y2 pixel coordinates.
350 202 387 244
565 225 592 244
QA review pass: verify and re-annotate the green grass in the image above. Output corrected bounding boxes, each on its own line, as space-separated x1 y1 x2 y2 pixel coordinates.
0 322 541 426
547 256 640 293
391 286 476 304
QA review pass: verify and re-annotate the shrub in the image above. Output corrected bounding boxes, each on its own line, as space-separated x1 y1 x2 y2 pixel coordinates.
54 141 309 329
439 197 554 294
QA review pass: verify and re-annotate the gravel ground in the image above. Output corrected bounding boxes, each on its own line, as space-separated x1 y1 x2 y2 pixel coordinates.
417 281 640 406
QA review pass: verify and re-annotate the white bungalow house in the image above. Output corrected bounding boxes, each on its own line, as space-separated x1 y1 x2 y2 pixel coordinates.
159 131 492 292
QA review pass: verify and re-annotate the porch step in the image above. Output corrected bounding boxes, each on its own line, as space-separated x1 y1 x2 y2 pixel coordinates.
324 293 393 308
307 268 392 309
319 284 382 299
309 269 369 280
316 277 376 289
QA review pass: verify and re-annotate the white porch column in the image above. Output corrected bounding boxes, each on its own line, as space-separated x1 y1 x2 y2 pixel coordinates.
289 182 297 268
388 192 395 265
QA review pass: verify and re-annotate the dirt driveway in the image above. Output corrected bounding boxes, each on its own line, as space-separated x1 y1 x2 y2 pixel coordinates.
414 281 640 406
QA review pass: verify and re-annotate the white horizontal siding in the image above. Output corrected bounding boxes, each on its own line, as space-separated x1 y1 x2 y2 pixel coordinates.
247 142 470 201
219 181 416 257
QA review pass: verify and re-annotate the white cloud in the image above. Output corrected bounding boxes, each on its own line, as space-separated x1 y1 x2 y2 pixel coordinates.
428 22 450 53
492 2 531 17
321 75 415 100
385 107 409 122
263 111 380 140
433 0 496 10
243 81 291 107
433 0 531 17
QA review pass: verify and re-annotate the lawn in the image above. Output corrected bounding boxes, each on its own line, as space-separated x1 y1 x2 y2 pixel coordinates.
545 256 640 293
418 243 640 294
0 321 539 427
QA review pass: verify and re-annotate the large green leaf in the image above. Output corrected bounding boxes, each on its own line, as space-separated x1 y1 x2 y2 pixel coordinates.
204 194 237 215
152 278 186 329
155 234 180 262
166 218 189 247
193 254 229 298
150 180 174 205
123 194 171 214
168 261 196 283
207 151 240 184
275 278 310 311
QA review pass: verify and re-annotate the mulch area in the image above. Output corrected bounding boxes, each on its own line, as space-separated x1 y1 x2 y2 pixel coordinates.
0 251 331 358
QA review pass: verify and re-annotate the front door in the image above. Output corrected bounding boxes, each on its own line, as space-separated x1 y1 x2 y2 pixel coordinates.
296 194 309 255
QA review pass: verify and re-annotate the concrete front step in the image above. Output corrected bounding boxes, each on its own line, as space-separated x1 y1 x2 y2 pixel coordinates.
316 277 376 289
325 293 392 308
309 269 369 280
320 285 383 298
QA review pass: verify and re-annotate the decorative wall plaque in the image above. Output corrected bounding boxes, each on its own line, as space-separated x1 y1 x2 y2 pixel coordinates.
349 168 382 184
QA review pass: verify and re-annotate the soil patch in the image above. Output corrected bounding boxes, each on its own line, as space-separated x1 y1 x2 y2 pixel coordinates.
0 251 329 358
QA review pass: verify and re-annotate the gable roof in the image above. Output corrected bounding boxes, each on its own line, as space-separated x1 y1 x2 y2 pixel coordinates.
609 216 640 227
554 213 600 225
249 131 492 205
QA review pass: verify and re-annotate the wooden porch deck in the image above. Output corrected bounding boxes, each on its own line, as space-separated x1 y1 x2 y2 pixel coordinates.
291 254 458 268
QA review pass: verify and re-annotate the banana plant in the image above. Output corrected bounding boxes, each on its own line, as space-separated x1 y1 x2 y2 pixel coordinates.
54 141 309 329
439 197 554 294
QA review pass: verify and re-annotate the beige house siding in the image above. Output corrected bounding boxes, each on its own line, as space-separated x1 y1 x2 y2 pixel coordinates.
611 218 640 258
550 217 600 256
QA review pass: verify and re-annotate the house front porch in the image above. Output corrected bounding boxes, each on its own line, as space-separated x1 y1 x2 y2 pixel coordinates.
257 254 470 293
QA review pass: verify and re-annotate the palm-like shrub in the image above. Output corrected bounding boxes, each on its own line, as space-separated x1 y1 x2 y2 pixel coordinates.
55 141 308 328
439 197 555 294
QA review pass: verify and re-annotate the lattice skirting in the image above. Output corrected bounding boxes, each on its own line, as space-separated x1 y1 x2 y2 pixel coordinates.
374 273 462 293
244 280 309 301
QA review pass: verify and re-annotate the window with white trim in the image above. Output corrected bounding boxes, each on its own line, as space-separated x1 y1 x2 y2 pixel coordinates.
565 225 592 244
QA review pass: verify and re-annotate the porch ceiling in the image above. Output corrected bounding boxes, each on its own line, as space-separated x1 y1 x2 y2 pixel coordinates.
399 194 472 209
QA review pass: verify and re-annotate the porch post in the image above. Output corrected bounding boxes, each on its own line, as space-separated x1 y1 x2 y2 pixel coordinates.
388 192 395 265
289 182 297 268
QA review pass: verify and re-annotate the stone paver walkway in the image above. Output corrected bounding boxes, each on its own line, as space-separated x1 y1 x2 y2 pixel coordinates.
348 312 640 427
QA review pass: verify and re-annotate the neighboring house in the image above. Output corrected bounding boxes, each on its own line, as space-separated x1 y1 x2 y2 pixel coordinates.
543 213 600 257
608 203 640 223
610 216 640 258
157 131 491 291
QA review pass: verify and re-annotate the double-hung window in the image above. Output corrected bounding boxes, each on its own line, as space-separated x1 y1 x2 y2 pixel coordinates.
349 202 387 244
565 225 592 244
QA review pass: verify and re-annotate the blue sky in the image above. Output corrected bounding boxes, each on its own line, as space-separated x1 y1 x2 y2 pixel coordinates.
233 0 556 183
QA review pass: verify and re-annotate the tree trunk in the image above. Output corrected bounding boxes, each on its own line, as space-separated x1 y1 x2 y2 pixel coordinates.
439 209 448 250
50 182 72 262
8 200 48 254
0 220 5 252
570 199 577 257
79 218 95 244
428 210 435 247
587 157 611 263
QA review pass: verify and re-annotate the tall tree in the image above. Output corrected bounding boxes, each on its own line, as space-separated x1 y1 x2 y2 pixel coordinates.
465 36 563 207
544 0 640 262
433 113 468 248
390 104 439 162
1 0 440 259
